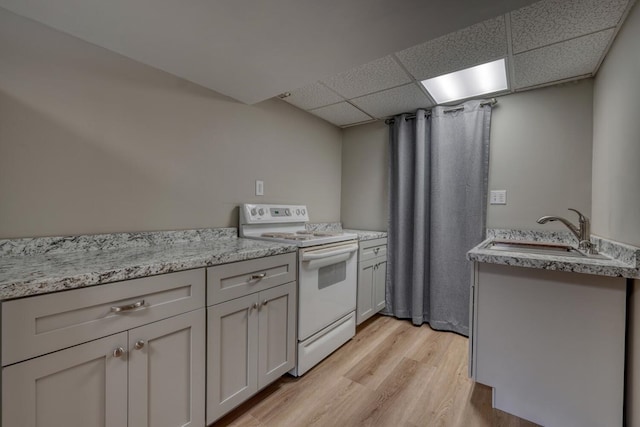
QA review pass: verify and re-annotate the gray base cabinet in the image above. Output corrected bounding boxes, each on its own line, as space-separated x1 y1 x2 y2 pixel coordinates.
128 309 206 427
206 254 297 424
2 269 206 427
470 262 626 427
356 238 387 325
3 332 129 427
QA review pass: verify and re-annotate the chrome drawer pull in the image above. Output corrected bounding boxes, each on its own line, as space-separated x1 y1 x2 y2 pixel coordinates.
134 340 145 350
113 347 126 358
251 273 267 280
111 299 145 313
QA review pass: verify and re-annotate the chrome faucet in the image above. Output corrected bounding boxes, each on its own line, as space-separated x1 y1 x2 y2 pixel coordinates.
536 208 597 254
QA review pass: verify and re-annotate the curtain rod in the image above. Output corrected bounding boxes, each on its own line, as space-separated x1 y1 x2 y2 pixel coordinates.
384 98 498 125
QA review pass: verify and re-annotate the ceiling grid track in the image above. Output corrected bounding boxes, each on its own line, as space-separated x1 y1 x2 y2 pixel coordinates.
278 0 633 127
504 13 517 92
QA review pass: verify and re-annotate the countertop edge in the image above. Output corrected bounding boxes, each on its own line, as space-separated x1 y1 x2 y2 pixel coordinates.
468 238 640 279
0 240 297 301
342 229 388 241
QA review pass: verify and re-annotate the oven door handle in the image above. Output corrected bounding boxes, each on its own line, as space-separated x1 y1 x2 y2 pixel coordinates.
301 244 358 261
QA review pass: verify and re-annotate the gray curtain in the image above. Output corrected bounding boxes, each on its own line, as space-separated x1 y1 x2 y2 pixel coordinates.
384 100 492 336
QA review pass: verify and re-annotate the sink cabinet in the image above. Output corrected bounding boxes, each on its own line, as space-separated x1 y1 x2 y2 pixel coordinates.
206 253 297 424
469 262 626 427
1 269 206 427
356 238 387 324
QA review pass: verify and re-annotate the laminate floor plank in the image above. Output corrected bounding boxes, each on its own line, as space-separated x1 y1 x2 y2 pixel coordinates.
405 325 454 368
351 357 437 427
407 333 469 426
344 320 426 390
213 315 539 427
289 376 375 426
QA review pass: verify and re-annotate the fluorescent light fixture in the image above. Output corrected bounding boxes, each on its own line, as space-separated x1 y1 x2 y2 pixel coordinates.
420 58 508 104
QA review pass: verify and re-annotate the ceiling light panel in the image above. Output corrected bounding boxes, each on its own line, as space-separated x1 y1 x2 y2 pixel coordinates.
420 59 508 104
350 83 434 119
309 102 373 127
395 16 507 81
513 29 614 89
510 0 629 54
322 56 412 100
280 82 345 110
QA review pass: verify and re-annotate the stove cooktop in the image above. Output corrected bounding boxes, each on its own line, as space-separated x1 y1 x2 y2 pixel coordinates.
239 203 358 247
247 231 358 247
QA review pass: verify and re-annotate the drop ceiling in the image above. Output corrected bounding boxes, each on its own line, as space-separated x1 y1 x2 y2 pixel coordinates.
0 0 634 127
0 0 540 104
282 0 635 127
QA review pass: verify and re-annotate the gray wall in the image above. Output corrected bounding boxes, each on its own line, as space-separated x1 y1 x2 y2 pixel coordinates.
487 79 593 231
592 3 640 248
0 9 342 238
340 80 594 232
590 3 640 426
341 121 389 231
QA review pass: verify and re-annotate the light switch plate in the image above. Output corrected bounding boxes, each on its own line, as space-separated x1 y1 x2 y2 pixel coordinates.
490 190 507 205
255 180 264 196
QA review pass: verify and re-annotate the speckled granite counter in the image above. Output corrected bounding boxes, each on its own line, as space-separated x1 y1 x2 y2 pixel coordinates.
305 222 343 232
0 228 296 301
342 229 387 241
306 223 387 241
467 229 640 279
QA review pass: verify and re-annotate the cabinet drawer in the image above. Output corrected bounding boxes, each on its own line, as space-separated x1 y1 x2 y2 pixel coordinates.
207 253 296 306
359 238 387 262
2 269 205 366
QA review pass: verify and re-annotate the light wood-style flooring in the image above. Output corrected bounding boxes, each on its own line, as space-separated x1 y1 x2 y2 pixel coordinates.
214 315 539 427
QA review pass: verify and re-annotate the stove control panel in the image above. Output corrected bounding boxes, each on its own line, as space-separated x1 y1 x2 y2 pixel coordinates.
241 204 309 224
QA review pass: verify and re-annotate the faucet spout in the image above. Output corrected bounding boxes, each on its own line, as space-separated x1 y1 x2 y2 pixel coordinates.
536 208 596 254
536 216 580 240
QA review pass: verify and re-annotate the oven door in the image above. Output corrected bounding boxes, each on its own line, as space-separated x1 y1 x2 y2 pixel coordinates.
298 241 358 341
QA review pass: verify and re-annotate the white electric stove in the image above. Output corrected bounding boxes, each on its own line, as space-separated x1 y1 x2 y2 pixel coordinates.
239 204 358 376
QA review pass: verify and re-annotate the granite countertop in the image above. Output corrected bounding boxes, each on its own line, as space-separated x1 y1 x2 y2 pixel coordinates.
342 229 388 241
467 229 640 279
305 223 387 242
0 228 296 301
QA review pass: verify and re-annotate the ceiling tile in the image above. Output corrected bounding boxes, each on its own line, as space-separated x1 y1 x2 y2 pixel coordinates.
322 56 412 99
281 82 344 110
350 84 434 119
513 29 614 89
309 102 373 127
395 16 507 81
510 0 629 54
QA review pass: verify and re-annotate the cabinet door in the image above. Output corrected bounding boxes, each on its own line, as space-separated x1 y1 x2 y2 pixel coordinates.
207 294 259 424
2 332 128 427
128 309 205 427
374 258 387 312
258 282 296 389
356 258 376 325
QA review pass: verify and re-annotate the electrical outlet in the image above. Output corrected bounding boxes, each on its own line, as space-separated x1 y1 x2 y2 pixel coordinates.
490 190 507 205
255 180 264 196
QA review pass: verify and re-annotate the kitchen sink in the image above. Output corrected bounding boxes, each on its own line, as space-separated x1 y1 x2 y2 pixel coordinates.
482 239 609 259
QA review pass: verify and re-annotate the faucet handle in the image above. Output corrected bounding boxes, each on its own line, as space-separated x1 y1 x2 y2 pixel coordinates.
567 208 586 223
579 240 598 255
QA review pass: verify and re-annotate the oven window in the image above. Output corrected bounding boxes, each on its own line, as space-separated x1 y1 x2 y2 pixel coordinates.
318 261 347 289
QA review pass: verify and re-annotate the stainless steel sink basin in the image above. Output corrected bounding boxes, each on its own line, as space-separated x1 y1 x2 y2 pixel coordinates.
483 240 609 259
